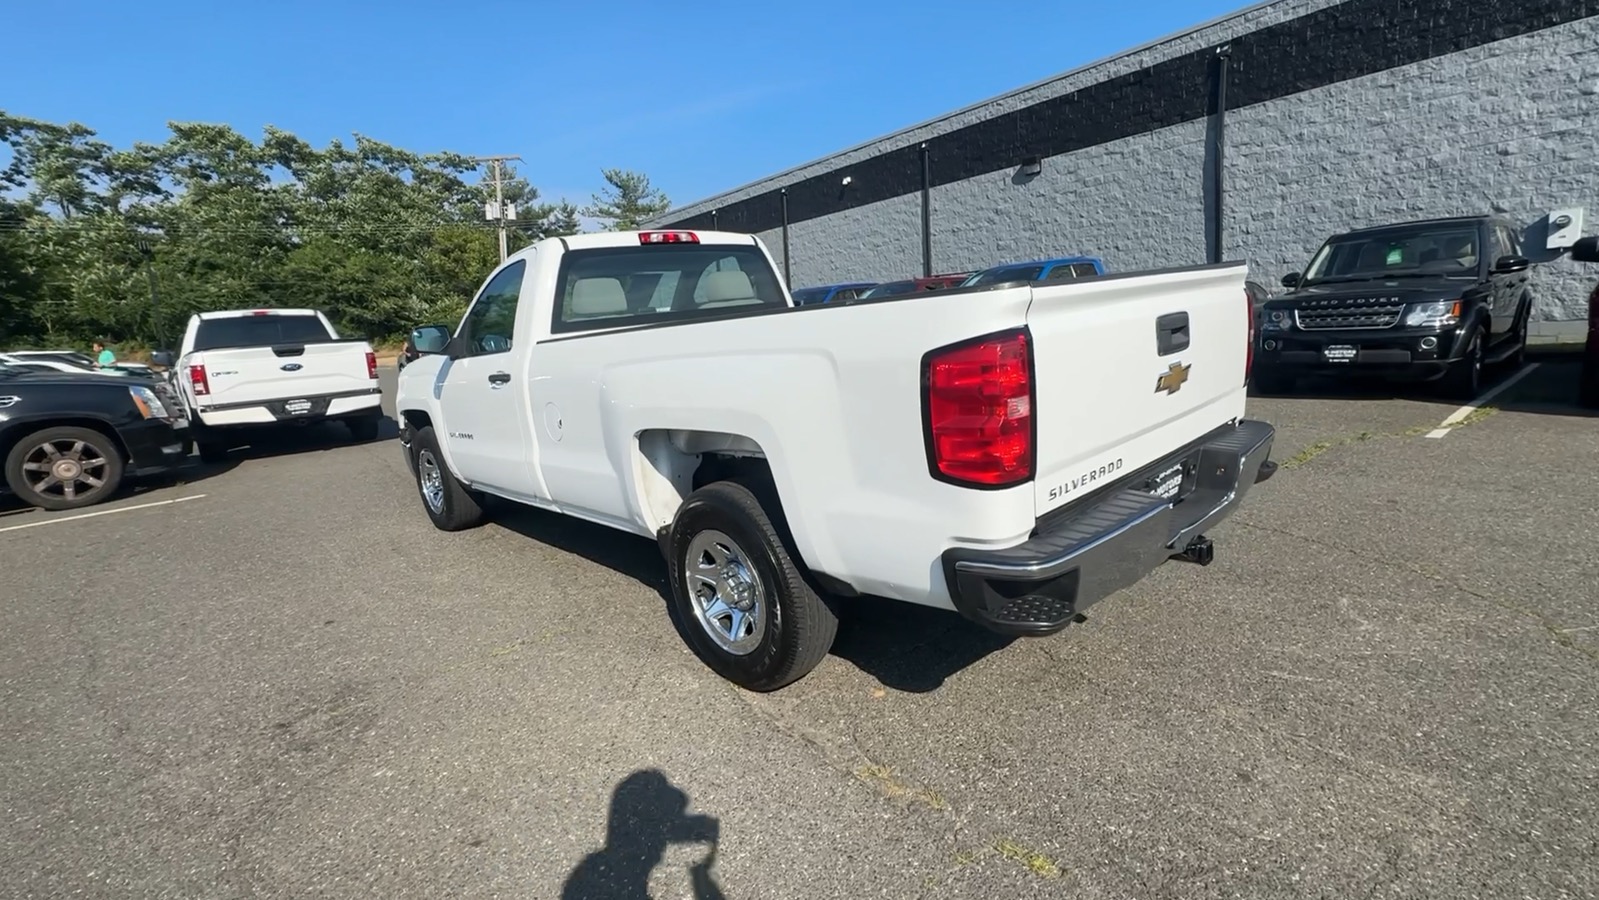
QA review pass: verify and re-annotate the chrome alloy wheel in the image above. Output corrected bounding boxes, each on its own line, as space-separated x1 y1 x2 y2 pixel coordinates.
20 438 110 503
685 529 767 656
417 448 446 514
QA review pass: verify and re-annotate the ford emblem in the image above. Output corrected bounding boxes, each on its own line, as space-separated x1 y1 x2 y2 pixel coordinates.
281 363 303 372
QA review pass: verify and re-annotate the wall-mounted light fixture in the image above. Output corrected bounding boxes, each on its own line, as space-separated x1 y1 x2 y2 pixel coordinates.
1018 156 1043 178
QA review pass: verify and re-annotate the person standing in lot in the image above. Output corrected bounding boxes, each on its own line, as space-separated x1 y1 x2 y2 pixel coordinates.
92 339 116 368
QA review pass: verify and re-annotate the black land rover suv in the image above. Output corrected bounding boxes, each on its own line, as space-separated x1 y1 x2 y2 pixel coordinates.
1254 215 1533 399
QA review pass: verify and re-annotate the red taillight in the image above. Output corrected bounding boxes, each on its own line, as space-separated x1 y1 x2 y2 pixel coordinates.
1244 289 1255 387
924 329 1033 487
639 230 699 244
366 351 378 379
189 364 210 396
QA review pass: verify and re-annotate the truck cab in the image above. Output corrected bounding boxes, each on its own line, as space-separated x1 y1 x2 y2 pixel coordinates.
1255 215 1534 398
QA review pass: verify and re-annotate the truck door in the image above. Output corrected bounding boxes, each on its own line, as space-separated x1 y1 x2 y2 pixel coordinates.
437 260 540 497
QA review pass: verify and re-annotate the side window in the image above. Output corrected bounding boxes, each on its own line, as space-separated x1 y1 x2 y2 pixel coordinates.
458 260 526 357
1044 265 1077 282
832 289 858 302
1071 262 1100 277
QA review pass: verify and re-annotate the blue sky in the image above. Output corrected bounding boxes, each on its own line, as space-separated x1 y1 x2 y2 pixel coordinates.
7 0 1245 214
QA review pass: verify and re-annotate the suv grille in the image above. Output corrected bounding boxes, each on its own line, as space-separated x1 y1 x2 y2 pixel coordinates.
1293 298 1404 330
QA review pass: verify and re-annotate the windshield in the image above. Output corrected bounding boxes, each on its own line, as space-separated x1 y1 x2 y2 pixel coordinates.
1303 224 1482 284
192 314 335 351
965 264 1045 287
860 280 915 299
790 287 829 306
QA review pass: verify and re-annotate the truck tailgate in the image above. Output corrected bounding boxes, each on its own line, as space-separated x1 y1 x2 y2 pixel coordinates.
1027 264 1250 518
195 342 372 407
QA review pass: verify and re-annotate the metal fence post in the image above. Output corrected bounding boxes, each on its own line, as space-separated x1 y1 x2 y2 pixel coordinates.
920 143 932 277
780 188 791 288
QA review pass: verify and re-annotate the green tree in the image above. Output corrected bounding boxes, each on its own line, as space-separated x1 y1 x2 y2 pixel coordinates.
0 109 646 349
583 168 670 231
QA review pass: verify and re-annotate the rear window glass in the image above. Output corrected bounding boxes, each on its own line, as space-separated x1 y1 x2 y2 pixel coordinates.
860 280 915 299
192 314 334 351
553 245 788 333
968 265 1045 286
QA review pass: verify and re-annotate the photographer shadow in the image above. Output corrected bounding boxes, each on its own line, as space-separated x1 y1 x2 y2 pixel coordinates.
562 769 726 900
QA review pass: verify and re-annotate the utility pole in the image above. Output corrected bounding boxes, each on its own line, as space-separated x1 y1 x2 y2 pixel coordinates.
135 238 163 350
472 154 522 262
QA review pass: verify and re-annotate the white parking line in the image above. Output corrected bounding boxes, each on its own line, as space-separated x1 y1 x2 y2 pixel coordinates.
0 494 207 534
1424 363 1540 439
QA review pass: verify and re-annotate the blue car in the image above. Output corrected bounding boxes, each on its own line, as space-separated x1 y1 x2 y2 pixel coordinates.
961 256 1106 287
789 281 878 306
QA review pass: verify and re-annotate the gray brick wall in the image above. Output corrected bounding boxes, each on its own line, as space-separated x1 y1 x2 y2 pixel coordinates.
660 4 1599 321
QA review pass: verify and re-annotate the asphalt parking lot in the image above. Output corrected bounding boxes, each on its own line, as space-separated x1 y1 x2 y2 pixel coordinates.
4 351 1596 899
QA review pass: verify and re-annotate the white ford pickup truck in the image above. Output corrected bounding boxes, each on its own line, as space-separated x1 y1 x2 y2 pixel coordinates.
395 229 1277 690
158 308 384 462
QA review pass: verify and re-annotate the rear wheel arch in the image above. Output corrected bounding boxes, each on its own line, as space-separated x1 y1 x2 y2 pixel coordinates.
633 429 815 569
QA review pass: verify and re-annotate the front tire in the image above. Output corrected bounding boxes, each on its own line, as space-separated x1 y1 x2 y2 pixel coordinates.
666 481 837 692
1442 327 1486 400
1507 304 1529 370
412 425 484 531
3 425 126 511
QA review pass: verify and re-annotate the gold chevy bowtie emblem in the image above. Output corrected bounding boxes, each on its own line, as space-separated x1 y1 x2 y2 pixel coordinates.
1154 362 1191 395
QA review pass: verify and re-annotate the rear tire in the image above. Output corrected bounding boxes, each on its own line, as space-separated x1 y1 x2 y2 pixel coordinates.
412 425 484 531
196 438 230 464
4 425 126 511
666 481 837 691
346 415 380 442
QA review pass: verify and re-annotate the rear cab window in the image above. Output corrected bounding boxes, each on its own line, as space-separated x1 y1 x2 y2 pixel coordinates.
192 314 335 351
552 244 788 334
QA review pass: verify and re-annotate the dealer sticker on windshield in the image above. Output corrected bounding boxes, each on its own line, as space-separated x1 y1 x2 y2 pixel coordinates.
1324 345 1357 363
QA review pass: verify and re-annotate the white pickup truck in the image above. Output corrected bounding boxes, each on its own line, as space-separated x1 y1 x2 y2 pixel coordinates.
395 229 1277 690
158 308 383 462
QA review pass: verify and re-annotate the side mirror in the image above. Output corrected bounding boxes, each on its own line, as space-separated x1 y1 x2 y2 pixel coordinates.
1491 254 1531 274
411 324 451 355
1570 236 1599 263
149 350 175 368
1281 272 1302 289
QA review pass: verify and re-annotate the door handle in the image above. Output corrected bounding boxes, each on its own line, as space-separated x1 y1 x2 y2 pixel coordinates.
1155 311 1190 356
488 372 511 386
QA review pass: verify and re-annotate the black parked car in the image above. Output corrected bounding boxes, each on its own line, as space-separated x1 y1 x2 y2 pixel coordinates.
0 363 191 510
1255 214 1534 398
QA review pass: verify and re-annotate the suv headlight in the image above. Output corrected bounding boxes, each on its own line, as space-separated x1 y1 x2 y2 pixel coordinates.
1404 300 1462 328
128 385 171 419
1261 308 1293 330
